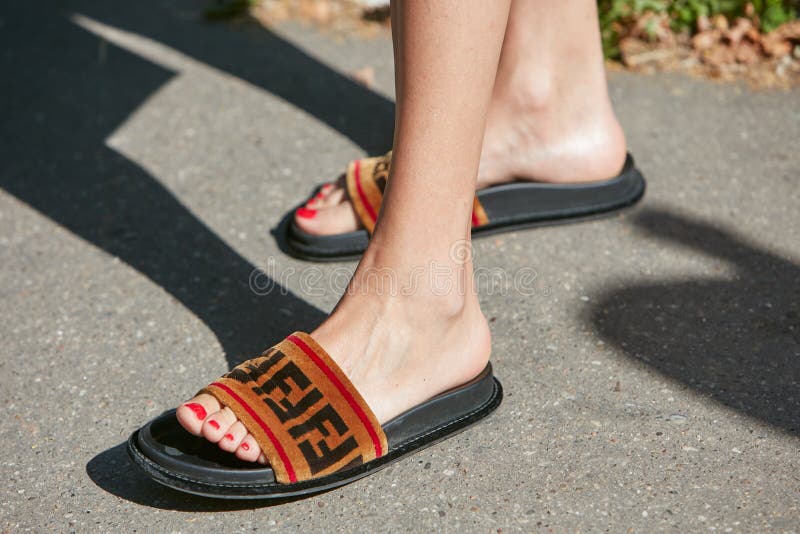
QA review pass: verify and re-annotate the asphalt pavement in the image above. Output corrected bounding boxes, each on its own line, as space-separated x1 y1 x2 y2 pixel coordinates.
1 1 798 532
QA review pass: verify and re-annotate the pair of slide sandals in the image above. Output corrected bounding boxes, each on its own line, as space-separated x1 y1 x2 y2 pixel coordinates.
129 154 644 499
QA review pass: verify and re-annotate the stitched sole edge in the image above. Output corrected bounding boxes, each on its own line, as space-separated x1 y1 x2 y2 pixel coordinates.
127 378 503 500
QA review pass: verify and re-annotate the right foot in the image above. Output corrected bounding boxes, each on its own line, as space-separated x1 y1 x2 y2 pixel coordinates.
176 246 491 464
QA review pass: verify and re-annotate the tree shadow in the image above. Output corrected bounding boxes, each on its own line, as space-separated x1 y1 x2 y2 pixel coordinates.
588 208 800 434
1 0 393 506
73 0 396 155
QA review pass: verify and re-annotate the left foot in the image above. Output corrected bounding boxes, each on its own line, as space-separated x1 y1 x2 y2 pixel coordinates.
295 75 626 236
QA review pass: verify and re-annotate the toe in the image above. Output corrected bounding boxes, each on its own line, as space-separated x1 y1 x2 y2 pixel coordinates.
304 188 328 209
217 421 247 453
294 206 319 230
201 406 237 443
294 200 361 236
318 176 346 204
317 183 345 206
315 182 335 200
176 394 220 436
176 396 266 465
294 172 362 236
235 433 261 463
305 181 341 208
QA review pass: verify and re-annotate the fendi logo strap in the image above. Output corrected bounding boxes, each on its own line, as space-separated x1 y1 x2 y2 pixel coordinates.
201 332 387 484
347 151 490 232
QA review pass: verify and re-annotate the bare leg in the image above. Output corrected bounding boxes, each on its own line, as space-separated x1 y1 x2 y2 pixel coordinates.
176 0 511 462
297 0 626 236
479 0 626 187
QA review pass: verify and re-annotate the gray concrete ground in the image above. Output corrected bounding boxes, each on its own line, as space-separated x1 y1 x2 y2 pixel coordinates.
1 1 799 532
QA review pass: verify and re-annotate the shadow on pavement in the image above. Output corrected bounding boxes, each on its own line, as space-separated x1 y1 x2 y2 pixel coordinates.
63 0 396 155
1 0 392 506
588 208 800 435
1 0 397 364
86 440 316 510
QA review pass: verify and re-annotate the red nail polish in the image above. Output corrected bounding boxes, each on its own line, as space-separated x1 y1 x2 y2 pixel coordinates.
315 192 324 199
240 442 250 451
296 207 317 219
184 403 206 420
208 420 220 430
322 183 333 191
224 433 234 440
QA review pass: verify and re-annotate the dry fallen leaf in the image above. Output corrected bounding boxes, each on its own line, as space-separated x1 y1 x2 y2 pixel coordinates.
712 14 729 32
774 20 800 40
745 27 762 44
702 44 736 67
692 29 720 51
762 33 793 57
726 18 753 45
735 41 760 65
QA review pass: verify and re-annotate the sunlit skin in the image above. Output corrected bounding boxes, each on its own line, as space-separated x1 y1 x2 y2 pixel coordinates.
296 0 626 237
177 0 627 464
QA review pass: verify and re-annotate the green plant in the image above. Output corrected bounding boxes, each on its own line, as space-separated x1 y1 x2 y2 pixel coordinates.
597 0 799 58
753 0 797 31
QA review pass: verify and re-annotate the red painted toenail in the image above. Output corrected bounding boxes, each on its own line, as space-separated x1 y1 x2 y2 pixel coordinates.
322 183 333 191
240 442 250 451
208 420 220 430
224 433 234 440
185 403 206 420
296 207 316 219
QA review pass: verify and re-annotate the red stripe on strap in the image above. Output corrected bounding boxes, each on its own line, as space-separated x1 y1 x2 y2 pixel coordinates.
208 381 298 483
353 159 378 223
471 211 479 227
287 335 384 457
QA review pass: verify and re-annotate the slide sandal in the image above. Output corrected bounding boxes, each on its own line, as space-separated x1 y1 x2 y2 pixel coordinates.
127 332 503 500
286 151 646 261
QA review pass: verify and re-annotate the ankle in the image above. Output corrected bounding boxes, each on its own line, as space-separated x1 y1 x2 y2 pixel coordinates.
347 254 480 323
491 66 556 116
480 66 627 186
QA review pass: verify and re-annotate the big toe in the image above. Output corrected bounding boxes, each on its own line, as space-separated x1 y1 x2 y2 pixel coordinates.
176 393 221 436
293 200 361 236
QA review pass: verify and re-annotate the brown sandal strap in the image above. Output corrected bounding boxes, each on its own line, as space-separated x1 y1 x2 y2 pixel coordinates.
471 196 489 227
345 152 391 233
200 332 387 484
345 151 490 233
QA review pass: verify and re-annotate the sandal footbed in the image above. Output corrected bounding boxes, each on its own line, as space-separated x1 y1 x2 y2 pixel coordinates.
128 363 502 499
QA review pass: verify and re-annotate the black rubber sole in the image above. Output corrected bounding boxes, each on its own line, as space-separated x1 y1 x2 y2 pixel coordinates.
127 366 503 500
285 153 646 262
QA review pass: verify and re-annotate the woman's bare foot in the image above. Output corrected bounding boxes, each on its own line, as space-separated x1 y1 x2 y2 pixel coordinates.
294 86 626 236
176 246 491 463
